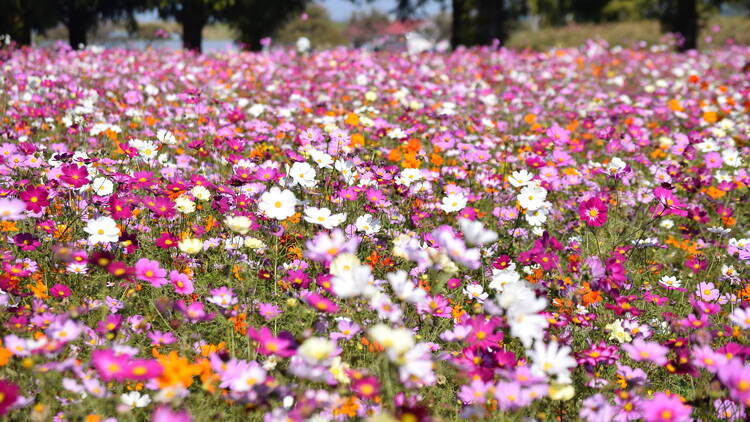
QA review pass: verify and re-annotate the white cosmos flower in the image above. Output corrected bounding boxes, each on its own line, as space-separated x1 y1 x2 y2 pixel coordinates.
178 238 203 254
121 391 151 408
304 207 346 229
84 216 120 244
335 159 357 184
395 168 422 187
387 270 427 305
517 185 547 211
230 363 267 392
332 264 373 298
89 177 114 196
464 283 488 302
439 193 467 213
310 149 333 168
191 185 210 201
135 140 159 160
355 214 381 234
329 253 360 276
530 341 576 383
174 196 195 214
258 187 297 220
288 162 317 188
489 268 521 291
458 218 498 246
368 324 414 356
156 129 176 145
525 207 549 226
508 169 534 187
659 275 682 289
729 308 750 329
224 215 252 235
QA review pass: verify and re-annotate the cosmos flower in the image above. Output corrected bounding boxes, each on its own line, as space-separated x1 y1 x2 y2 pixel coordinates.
579 197 608 227
258 186 297 220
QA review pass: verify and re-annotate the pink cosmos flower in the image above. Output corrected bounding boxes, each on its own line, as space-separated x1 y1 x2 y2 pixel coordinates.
49 283 71 299
152 406 192 422
579 197 608 227
125 359 163 381
622 338 669 366
0 380 19 416
257 303 281 320
60 164 90 188
91 349 130 382
696 281 719 302
18 186 49 213
247 326 296 357
0 198 26 221
135 258 168 287
303 291 339 313
641 392 692 422
170 270 194 295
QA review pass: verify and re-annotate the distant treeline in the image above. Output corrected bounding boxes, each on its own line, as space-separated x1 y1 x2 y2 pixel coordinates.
1 0 748 52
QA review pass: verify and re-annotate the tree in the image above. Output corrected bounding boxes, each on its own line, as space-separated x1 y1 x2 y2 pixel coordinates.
54 0 142 50
0 0 58 46
658 0 725 51
274 5 346 48
225 0 309 51
154 0 235 52
344 8 391 47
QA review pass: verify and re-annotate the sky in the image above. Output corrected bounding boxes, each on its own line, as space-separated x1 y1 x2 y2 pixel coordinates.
137 1 445 23
322 0 444 21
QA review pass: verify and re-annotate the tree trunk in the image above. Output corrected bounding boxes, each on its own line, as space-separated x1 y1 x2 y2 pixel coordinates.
182 20 204 52
477 0 505 46
675 0 697 51
180 0 208 53
67 11 88 50
451 0 465 49
14 6 33 46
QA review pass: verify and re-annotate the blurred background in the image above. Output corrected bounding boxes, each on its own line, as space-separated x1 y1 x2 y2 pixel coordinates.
1 0 749 53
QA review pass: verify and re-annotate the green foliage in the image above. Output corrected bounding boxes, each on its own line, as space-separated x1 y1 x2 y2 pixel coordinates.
344 8 391 47
274 5 346 49
225 0 309 50
0 0 58 45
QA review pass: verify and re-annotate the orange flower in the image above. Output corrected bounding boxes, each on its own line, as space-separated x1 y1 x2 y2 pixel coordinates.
28 279 49 300
155 351 202 388
0 346 11 366
333 397 359 417
0 221 17 232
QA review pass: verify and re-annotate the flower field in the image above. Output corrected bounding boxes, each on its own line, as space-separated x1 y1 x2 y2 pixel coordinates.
0 42 748 421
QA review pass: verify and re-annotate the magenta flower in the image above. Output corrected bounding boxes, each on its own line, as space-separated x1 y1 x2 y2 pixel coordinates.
60 164 90 188
247 326 296 357
91 349 130 382
125 359 163 381
0 380 19 416
642 392 692 422
18 186 49 213
170 270 194 295
578 197 608 227
152 406 192 422
135 258 168 287
303 291 339 313
155 232 179 249
622 338 669 366
49 283 71 299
